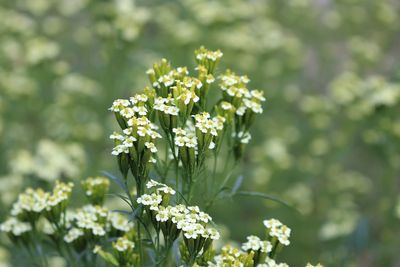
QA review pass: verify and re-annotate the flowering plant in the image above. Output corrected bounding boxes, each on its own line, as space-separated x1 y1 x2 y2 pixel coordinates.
1 47 321 267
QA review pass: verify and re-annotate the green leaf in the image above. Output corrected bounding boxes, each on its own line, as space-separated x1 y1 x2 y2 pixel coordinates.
234 191 300 213
129 204 143 221
231 175 244 194
112 209 131 215
107 193 133 209
176 190 189 205
102 171 129 196
96 250 119 266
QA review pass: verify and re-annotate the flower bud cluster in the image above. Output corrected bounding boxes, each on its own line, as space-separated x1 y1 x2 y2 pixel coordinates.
218 70 266 159
138 179 219 263
64 204 134 251
1 179 134 259
241 234 274 265
0 217 32 243
110 47 264 197
10 181 73 224
195 46 223 75
10 188 49 222
207 218 291 266
173 112 225 177
263 219 291 247
45 181 74 222
208 245 255 267
109 94 162 185
94 234 139 267
81 176 110 205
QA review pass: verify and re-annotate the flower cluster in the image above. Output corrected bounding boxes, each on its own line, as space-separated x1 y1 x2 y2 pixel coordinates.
263 219 291 247
45 181 74 222
109 94 161 186
218 70 266 159
0 178 135 265
65 204 134 252
137 179 220 265
173 112 225 178
81 176 110 205
206 218 321 267
208 219 290 267
208 245 254 267
238 219 290 266
94 234 139 267
241 234 273 265
10 181 73 224
195 46 223 75
0 217 32 243
10 187 49 222
109 47 264 201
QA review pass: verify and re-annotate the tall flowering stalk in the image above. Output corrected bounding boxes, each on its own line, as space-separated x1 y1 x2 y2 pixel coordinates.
108 47 274 266
109 47 265 204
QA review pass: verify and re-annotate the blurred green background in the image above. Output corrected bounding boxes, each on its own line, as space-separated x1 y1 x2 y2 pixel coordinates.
1 0 400 266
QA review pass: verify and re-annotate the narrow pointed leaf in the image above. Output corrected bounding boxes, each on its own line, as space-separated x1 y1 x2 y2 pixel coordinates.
234 191 299 213
231 175 244 194
101 171 129 195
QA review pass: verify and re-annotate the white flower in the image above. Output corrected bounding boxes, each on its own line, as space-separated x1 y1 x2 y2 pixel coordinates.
145 142 157 153
206 74 215 84
110 132 125 141
242 235 262 251
123 136 136 147
159 74 174 87
264 218 291 246
221 101 234 110
260 240 273 253
146 69 155 75
208 142 215 149
184 229 198 239
64 228 84 243
173 127 187 136
237 132 252 144
109 99 131 112
135 94 148 102
155 207 170 222
113 236 135 252
244 98 263 113
263 218 283 229
263 257 289 267
119 107 135 118
133 105 148 116
109 212 133 232
236 105 247 116
146 179 162 189
165 106 179 116
0 217 32 236
187 206 200 213
137 193 162 206
185 136 198 148
157 186 176 195
206 228 220 240
251 89 266 101
92 224 106 236
198 211 212 223
123 128 133 135
111 144 129 155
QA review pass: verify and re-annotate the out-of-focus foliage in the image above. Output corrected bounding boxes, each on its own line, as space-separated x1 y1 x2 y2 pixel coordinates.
0 0 400 266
